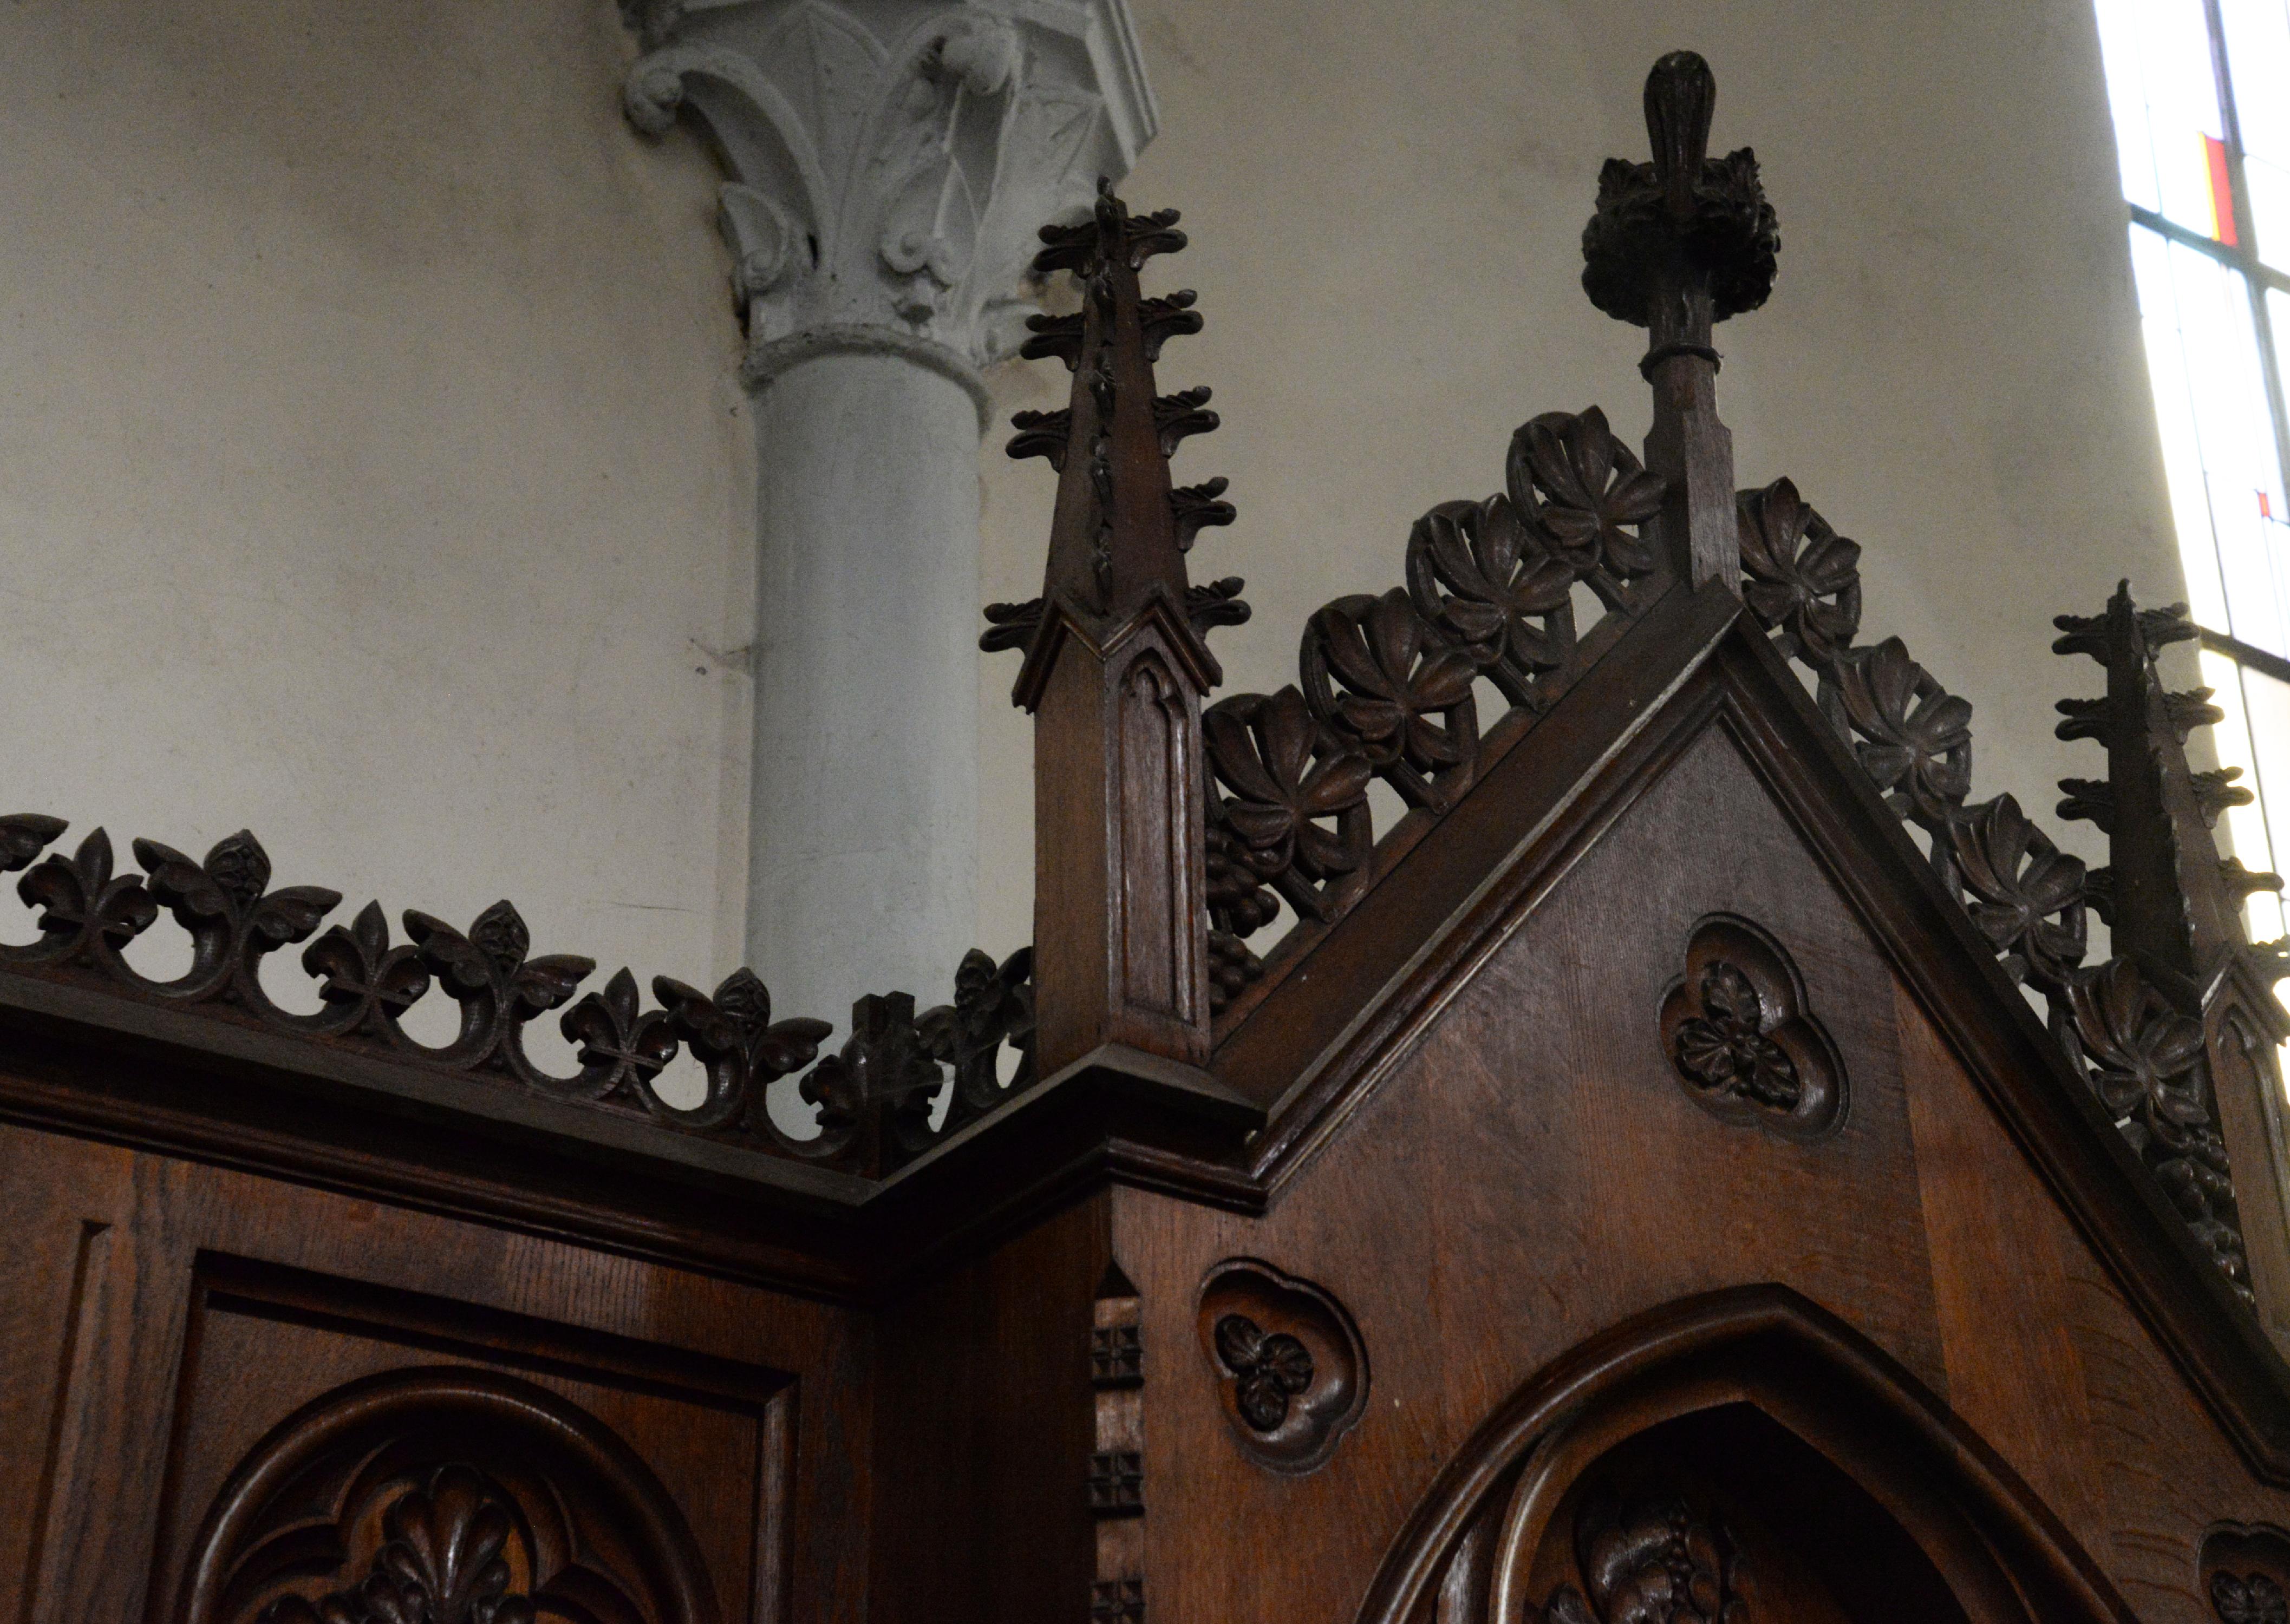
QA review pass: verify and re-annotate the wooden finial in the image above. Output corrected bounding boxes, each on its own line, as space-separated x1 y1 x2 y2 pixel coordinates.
1581 50 1779 592
987 182 1256 1108
1645 49 1717 220
2053 582 2282 999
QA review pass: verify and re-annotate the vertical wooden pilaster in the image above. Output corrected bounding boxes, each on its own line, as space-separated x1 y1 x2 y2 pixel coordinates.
1032 631 1210 1072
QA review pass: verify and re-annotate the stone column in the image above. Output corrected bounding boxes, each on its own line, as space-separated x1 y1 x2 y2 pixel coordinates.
620 0 1156 1016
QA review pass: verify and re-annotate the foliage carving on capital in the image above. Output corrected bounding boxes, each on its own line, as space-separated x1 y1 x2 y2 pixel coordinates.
622 0 1156 378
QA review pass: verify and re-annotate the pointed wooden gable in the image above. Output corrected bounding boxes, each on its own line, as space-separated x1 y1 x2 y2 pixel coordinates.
7 47 2290 1624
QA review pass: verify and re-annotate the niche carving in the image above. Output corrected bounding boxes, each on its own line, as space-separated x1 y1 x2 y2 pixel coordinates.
177 1367 720 1624
1197 1258 1367 1472
1532 1480 1741 1624
1659 914 1845 1142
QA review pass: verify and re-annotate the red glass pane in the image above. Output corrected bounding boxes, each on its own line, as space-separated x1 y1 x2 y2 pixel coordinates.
2207 133 2242 244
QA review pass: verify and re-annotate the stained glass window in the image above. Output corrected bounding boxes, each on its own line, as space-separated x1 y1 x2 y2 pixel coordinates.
2093 0 2290 967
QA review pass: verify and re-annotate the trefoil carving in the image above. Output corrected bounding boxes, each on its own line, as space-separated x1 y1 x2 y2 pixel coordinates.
1659 915 1845 1142
1212 1313 1314 1432
1197 1259 1368 1472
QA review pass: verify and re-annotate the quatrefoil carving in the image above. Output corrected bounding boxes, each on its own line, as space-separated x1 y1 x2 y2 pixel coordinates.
1658 914 1845 1142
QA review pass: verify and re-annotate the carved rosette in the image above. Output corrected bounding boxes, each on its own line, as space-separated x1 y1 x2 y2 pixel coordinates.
1659 915 1845 1142
1091 1264 1147 1622
621 0 1157 394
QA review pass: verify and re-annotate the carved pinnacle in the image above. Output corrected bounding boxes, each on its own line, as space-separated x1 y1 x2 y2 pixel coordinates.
994 180 1225 713
1582 51 1775 594
2053 580 2260 990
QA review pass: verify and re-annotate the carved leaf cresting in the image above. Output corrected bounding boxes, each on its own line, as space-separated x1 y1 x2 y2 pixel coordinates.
0 818 1035 1181
1190 405 1674 1014
1737 460 2282 1302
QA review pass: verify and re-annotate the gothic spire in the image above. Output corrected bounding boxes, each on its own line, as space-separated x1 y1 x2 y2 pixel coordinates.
986 181 1251 1090
988 179 1245 713
2054 582 2286 1000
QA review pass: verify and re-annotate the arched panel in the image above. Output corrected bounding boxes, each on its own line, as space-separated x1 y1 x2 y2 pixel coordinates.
1356 1286 2131 1624
175 1367 721 1624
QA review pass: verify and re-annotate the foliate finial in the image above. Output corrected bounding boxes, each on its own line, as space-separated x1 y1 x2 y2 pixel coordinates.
1645 50 1717 218
2052 581 2281 986
1581 52 1779 328
989 183 1243 704
1585 52 1773 593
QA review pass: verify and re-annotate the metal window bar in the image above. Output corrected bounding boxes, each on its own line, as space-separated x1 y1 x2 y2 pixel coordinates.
2193 0 2290 547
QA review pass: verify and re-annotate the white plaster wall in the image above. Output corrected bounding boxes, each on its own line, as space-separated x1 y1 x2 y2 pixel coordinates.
0 0 758 1029
0 0 2177 1019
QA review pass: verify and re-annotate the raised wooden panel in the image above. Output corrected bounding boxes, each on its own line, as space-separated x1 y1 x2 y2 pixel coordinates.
1899 981 2290 1619
0 1122 865 1624
150 1255 786 1619
869 1195 1109 1624
1896 981 2116 1566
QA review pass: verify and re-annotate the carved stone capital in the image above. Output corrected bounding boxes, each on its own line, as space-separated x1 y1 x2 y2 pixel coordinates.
622 0 1157 398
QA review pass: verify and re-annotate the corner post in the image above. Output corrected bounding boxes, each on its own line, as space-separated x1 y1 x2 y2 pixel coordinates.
2057 585 2290 1333
995 186 1239 1095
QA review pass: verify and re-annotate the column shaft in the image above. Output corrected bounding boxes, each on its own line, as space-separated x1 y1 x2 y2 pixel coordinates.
747 352 980 1013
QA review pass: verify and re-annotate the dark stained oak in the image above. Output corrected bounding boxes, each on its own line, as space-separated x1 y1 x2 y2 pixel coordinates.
6 46 2290 1624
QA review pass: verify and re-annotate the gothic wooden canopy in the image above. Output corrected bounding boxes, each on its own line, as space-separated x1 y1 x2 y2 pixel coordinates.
5 48 2290 1624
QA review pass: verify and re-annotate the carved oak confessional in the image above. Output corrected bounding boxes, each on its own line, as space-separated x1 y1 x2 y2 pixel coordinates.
8 50 2290 1624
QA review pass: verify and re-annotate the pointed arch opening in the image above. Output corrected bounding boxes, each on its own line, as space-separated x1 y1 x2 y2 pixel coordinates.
1356 1286 2132 1624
